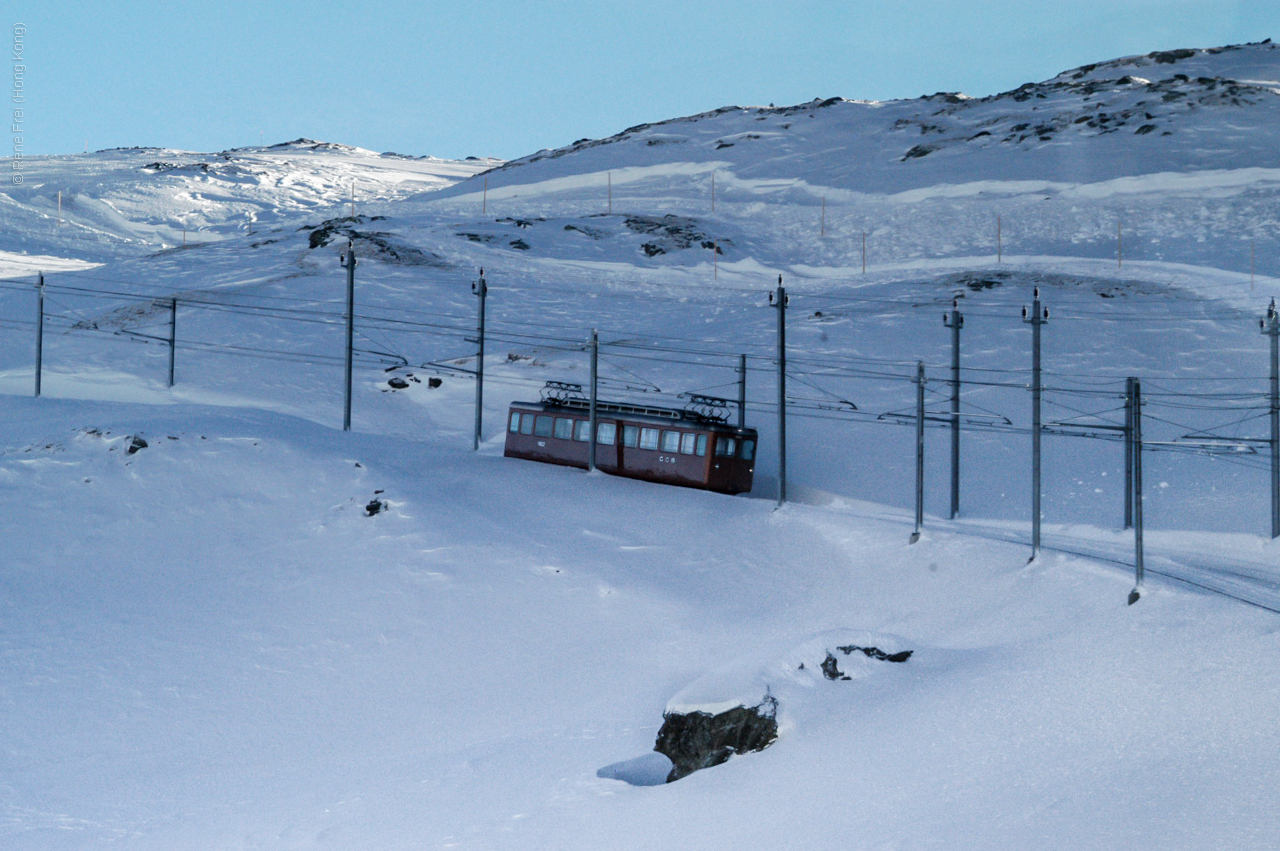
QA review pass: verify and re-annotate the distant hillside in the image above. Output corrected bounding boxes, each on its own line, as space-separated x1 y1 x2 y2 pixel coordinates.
0 141 498 262
439 40 1280 197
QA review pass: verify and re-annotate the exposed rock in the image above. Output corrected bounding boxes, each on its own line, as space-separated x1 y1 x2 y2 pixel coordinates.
302 217 447 267
623 214 719 257
654 696 778 782
126 436 148 455
387 377 410 389
822 645 913 680
365 498 385 516
651 630 915 782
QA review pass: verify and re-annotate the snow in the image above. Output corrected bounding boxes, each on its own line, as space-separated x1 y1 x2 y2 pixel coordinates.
3 42 1280 850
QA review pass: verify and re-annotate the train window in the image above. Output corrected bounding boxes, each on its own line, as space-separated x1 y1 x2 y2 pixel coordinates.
696 434 708 456
520 413 536 435
622 425 639 447
639 428 660 450
715 437 736 457
680 433 697 455
573 420 591 442
509 411 521 433
554 417 573 440
597 422 617 445
662 431 680 453
534 415 553 437
741 439 755 461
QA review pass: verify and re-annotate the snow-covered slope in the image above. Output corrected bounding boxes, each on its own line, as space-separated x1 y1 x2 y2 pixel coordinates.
456 40 1280 194
1 139 497 264
421 40 1280 273
3 42 1280 851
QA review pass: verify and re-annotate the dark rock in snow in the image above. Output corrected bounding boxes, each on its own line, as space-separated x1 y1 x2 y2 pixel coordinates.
365 499 385 516
823 644 914 679
623 215 719 258
654 696 779 782
428 377 443 388
126 436 148 455
388 376 410 389
302 217 446 267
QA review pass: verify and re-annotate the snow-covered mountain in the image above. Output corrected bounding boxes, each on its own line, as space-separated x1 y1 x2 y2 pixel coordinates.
465 40 1280 192
1 139 497 265
3 42 1280 851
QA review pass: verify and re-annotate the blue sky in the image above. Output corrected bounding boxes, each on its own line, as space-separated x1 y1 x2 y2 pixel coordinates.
18 1 1280 159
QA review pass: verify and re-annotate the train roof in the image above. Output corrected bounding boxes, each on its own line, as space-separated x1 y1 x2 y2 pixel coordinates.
509 398 757 434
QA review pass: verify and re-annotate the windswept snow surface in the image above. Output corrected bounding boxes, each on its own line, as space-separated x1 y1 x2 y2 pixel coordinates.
2 140 497 263
3 44 1280 851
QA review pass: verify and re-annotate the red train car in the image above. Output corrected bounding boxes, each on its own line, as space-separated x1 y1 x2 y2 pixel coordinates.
504 384 757 495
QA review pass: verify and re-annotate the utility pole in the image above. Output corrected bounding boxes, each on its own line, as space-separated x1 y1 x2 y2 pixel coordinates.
770 276 788 507
472 269 487 451
167 298 177 387
341 240 356 432
1128 377 1145 605
1022 287 1049 559
589 329 599 472
34 273 44 397
1124 377 1135 530
944 299 963 518
911 361 926 544
1262 299 1280 538
737 353 747 429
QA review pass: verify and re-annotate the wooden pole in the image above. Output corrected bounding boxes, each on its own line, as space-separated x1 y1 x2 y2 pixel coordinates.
34 273 43 398
1129 377 1145 604
167 298 177 387
472 270 487 451
911 361 925 543
589 330 599 472
342 240 356 432
774 277 787 507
